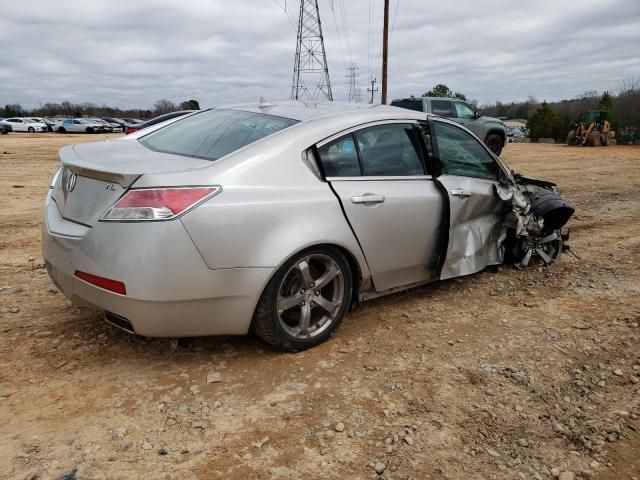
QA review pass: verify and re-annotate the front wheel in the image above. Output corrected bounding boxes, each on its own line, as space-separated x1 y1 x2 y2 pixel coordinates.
252 246 353 351
58 127 66 134
566 130 577 145
485 133 503 156
28 127 35 133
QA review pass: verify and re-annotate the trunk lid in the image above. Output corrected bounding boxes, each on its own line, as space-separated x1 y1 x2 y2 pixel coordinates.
54 138 212 226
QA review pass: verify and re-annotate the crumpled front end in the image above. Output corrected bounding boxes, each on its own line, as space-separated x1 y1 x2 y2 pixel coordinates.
496 174 575 268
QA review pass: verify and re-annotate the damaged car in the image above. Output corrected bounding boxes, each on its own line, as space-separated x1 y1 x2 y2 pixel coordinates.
42 101 573 351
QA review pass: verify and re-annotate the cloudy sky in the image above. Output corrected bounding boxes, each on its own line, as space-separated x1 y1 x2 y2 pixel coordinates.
1 0 639 110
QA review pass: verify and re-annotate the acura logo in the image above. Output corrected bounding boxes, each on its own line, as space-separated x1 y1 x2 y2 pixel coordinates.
66 172 77 192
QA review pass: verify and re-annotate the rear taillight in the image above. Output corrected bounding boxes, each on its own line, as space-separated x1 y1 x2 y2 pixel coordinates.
126 128 138 134
101 186 221 221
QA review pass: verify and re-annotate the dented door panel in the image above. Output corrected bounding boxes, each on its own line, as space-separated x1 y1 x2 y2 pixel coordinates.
438 174 506 279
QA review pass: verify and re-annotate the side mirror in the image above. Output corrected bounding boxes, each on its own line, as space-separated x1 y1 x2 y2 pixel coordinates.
474 110 481 118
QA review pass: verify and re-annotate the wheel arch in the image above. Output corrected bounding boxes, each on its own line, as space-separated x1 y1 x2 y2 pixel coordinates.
248 241 365 333
485 128 506 145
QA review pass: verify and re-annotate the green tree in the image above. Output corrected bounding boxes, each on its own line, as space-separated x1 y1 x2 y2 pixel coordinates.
527 102 562 140
598 91 613 110
424 84 466 101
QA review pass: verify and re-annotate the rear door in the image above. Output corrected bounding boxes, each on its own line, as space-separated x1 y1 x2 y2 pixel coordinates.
428 119 506 279
319 121 444 292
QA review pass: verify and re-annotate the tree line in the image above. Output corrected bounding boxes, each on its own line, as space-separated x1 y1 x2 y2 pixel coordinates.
0 98 200 121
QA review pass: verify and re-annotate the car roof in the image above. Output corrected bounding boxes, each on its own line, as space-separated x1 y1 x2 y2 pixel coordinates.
221 100 429 123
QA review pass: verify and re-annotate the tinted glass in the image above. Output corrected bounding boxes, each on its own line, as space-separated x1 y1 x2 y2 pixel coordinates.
140 109 298 161
431 100 453 116
317 134 360 177
390 99 423 112
453 102 476 119
355 123 424 176
433 121 498 180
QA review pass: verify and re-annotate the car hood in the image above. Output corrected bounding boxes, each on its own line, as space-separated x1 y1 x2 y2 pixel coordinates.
481 116 505 125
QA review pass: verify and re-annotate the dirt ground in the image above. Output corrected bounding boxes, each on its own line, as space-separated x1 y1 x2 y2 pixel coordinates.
0 134 639 480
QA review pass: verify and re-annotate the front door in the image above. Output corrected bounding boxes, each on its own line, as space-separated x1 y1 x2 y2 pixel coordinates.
318 122 444 292
429 119 506 279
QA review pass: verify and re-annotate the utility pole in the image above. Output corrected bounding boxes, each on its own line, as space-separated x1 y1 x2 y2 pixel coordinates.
367 77 379 104
346 63 360 103
291 0 333 101
381 0 389 104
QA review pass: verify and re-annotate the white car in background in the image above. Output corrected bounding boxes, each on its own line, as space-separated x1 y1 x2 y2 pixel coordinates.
1 117 48 133
55 118 103 134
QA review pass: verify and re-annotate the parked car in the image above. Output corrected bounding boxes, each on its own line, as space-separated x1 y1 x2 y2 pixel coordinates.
1 117 48 133
125 110 195 134
28 117 56 132
102 117 127 128
391 96 507 156
0 122 11 134
55 118 103 134
99 119 123 133
43 101 573 350
89 119 115 133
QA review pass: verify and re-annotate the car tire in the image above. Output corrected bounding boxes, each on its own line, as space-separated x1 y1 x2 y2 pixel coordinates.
58 127 66 134
485 133 503 156
86 127 93 134
28 127 35 133
252 246 353 351
587 131 601 147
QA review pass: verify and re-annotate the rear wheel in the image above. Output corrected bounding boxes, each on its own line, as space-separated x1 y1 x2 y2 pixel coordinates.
566 130 577 145
28 127 35 133
86 127 93 134
485 133 503 156
252 246 353 351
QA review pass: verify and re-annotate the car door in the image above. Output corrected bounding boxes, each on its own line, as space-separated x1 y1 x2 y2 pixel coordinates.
318 121 444 292
428 119 506 279
8 118 25 132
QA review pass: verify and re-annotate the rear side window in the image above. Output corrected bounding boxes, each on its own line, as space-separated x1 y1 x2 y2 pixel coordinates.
431 100 453 117
390 99 424 112
317 134 360 177
139 109 299 161
354 124 424 176
318 123 424 177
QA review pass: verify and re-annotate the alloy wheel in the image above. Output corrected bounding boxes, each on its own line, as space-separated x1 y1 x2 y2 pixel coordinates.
276 253 345 339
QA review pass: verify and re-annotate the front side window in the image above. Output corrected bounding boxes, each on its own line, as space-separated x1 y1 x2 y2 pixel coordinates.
354 123 424 176
431 100 453 117
453 102 476 119
139 109 298 161
317 134 360 177
433 121 498 180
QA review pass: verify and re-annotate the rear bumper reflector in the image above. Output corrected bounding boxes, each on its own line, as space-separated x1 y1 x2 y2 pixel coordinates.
74 270 127 295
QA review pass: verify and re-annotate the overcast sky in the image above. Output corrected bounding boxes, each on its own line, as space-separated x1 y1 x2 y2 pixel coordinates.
1 0 639 110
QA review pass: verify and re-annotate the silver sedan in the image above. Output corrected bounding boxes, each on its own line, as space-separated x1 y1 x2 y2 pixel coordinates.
43 101 574 350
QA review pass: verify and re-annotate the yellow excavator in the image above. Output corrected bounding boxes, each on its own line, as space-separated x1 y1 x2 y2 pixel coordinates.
566 110 615 146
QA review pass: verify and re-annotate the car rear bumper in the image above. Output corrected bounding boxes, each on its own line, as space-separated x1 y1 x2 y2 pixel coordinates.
42 192 272 337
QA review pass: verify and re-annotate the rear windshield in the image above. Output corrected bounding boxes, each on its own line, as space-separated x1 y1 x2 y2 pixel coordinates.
139 109 299 161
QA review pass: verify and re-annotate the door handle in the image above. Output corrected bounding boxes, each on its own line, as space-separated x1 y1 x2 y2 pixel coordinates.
450 189 472 198
351 194 385 204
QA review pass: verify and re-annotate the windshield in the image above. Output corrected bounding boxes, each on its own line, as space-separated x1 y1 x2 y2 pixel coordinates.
139 109 299 161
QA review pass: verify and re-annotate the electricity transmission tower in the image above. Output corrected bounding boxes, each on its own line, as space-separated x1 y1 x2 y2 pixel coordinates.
291 0 333 101
346 63 361 103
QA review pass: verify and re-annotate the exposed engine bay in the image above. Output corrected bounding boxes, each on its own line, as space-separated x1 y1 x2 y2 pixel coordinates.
496 174 575 268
